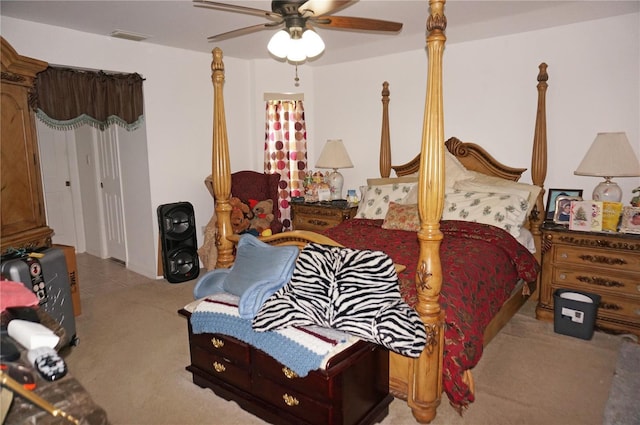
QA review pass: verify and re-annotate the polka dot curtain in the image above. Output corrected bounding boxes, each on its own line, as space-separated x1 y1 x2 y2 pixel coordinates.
265 100 308 231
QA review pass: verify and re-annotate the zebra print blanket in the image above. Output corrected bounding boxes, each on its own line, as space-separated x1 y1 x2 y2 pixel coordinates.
253 243 427 357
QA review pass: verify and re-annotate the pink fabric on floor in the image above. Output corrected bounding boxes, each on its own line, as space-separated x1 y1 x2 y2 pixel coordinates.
0 280 38 311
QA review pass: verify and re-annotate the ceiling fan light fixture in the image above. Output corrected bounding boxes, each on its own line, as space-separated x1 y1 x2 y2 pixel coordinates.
287 37 307 62
302 29 325 58
267 30 290 58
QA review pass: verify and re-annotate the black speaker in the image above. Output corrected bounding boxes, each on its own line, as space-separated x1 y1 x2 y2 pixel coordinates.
157 201 200 283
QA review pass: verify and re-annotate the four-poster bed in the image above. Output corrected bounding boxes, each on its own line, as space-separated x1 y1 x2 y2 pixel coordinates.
185 0 549 423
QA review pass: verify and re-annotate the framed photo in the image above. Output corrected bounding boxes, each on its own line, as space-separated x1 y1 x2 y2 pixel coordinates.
553 195 582 225
620 206 640 234
546 189 583 220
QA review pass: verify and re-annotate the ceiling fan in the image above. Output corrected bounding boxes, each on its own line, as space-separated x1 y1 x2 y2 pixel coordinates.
193 0 403 62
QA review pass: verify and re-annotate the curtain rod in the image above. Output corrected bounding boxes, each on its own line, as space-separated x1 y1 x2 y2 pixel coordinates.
263 92 304 101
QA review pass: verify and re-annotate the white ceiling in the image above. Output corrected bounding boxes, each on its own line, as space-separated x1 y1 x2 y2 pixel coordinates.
2 1 638 65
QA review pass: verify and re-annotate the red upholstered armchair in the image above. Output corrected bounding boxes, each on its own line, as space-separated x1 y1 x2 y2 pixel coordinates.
205 171 284 235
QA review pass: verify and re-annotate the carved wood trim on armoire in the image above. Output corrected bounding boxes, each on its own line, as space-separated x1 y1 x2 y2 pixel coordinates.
1 37 53 254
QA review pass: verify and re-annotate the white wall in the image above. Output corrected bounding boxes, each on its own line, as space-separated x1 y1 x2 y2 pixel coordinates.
311 12 640 205
1 17 248 278
2 11 639 278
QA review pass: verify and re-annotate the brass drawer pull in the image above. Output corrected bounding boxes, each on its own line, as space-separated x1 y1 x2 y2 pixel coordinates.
211 338 224 348
308 219 328 226
560 252 568 259
282 367 298 379
282 394 299 407
559 273 566 280
212 362 226 373
578 254 627 266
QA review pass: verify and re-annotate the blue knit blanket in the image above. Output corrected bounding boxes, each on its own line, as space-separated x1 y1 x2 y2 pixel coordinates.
189 293 356 377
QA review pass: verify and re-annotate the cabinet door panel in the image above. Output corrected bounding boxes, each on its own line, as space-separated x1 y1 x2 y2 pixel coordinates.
1 82 47 236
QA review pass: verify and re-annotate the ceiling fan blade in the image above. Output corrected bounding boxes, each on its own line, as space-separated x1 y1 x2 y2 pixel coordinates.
207 22 284 42
298 0 354 18
313 16 403 32
193 0 280 20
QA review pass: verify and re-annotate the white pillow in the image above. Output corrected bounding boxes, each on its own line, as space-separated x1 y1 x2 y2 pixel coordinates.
445 150 474 187
356 182 417 219
453 170 541 218
443 188 529 237
396 151 474 205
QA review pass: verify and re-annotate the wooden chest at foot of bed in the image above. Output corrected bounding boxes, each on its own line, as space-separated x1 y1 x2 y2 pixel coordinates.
179 309 393 425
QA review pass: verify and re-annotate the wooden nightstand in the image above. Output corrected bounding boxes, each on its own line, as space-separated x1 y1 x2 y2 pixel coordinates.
290 201 358 231
536 222 640 340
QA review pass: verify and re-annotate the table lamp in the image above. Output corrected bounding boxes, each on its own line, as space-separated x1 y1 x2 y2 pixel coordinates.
316 139 354 200
574 132 640 202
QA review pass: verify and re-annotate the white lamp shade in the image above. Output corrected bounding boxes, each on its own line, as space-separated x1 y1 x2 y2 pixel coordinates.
267 30 290 58
286 38 307 62
316 139 354 170
574 132 640 177
302 29 324 58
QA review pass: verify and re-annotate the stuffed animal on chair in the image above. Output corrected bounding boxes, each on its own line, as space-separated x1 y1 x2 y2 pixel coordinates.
229 197 253 234
248 199 275 236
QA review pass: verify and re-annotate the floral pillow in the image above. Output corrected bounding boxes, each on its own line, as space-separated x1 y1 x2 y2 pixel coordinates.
382 202 420 231
443 189 529 237
356 182 417 219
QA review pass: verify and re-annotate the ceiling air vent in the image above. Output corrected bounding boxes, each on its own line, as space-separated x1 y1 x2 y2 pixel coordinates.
110 30 149 42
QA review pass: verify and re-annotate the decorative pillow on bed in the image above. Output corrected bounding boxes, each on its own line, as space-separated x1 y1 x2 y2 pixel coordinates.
252 243 427 357
356 182 417 219
381 202 420 231
453 170 541 218
221 235 299 318
443 189 529 237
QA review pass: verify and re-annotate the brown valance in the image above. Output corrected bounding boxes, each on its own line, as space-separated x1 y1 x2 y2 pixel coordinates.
34 66 145 131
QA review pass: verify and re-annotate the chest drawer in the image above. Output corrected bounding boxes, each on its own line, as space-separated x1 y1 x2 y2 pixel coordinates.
190 345 251 391
253 349 331 401
190 333 250 366
253 373 333 425
552 245 640 273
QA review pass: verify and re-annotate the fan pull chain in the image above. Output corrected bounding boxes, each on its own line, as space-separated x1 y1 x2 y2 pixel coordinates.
294 64 300 87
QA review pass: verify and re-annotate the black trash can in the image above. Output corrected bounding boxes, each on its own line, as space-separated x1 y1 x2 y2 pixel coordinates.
554 289 600 340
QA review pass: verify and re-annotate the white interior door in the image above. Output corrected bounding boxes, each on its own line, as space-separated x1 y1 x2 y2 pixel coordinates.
36 121 79 248
97 127 126 262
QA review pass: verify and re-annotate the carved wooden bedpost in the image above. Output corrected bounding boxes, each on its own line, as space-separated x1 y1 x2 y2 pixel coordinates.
380 81 391 178
530 63 548 265
211 48 234 268
409 0 446 423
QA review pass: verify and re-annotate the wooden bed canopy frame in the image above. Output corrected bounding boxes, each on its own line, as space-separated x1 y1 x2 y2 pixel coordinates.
206 0 548 422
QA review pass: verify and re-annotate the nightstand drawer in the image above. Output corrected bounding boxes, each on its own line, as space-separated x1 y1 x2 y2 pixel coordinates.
291 202 357 231
293 214 344 231
553 245 640 273
548 283 640 325
552 268 640 298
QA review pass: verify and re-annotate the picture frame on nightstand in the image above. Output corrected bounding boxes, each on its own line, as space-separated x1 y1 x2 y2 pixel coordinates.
620 206 640 234
546 188 583 220
552 195 582 225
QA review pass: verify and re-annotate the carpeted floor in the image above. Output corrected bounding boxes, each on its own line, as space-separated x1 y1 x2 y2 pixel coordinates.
603 340 640 425
63 253 625 425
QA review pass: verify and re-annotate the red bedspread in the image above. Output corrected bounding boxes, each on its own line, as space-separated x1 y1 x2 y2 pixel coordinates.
322 219 539 408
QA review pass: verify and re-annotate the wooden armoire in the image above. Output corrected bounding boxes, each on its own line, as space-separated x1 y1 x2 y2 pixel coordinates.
1 37 53 254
